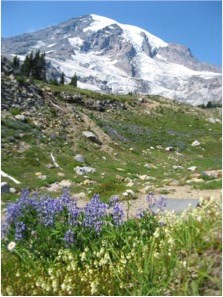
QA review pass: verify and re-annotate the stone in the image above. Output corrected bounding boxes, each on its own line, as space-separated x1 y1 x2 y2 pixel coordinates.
203 170 222 179
59 180 72 187
138 175 148 180
75 166 96 175
127 181 134 187
47 183 61 192
35 172 42 176
15 114 26 121
117 168 125 172
57 172 65 177
82 131 101 144
188 166 197 171
72 192 86 200
1 182 10 193
173 165 184 170
123 189 136 199
165 147 175 152
82 179 97 186
46 164 55 169
169 180 180 186
37 175 47 180
74 154 85 163
9 188 16 194
191 140 200 147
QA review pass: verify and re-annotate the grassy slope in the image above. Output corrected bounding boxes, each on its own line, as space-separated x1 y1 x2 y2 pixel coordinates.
1 81 222 203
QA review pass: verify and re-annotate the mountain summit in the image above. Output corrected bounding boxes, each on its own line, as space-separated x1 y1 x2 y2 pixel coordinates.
2 14 222 105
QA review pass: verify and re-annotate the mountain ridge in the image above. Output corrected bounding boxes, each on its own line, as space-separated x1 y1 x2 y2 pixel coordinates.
2 14 222 106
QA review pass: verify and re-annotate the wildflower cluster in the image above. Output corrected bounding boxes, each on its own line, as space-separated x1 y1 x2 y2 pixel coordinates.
2 196 221 296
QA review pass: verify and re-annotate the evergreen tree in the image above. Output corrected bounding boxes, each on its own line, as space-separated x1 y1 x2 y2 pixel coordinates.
12 56 20 70
21 52 33 77
70 73 78 87
20 51 46 80
60 72 65 85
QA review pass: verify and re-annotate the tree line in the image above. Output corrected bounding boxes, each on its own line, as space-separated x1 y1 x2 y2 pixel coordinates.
12 51 78 87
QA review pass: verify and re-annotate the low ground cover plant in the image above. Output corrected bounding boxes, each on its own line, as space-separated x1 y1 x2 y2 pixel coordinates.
1 190 222 296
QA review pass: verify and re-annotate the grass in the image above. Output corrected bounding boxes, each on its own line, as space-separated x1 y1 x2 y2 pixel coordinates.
1 81 222 205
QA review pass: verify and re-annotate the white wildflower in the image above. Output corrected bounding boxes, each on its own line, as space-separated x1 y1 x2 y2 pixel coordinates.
7 241 16 251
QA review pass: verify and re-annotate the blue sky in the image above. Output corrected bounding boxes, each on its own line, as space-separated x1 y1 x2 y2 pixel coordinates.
2 1 222 66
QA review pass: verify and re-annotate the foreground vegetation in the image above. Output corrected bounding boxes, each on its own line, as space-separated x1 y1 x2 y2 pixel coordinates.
2 190 221 296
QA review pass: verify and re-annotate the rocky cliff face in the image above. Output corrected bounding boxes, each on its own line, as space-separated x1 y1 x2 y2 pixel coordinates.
2 14 222 106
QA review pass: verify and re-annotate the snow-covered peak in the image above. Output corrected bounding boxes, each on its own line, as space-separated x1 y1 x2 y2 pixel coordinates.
86 14 168 51
84 14 118 32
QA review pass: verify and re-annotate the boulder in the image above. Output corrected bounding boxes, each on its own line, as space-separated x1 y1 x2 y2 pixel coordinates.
165 147 175 152
191 140 200 147
123 189 136 199
203 170 222 179
59 180 72 187
188 166 197 171
82 131 102 144
15 114 26 122
74 154 85 163
75 166 96 175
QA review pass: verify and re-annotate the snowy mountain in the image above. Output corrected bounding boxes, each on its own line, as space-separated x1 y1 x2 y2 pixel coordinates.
2 14 222 106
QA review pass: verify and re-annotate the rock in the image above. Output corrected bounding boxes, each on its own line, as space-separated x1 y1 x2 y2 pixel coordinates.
208 117 221 124
150 146 155 150
123 189 136 199
72 192 86 200
82 131 102 144
169 180 180 186
35 172 42 176
83 179 97 186
166 146 175 152
1 182 10 193
138 175 148 180
15 114 26 122
57 172 65 177
117 168 125 172
74 154 85 163
173 165 184 170
129 148 134 151
202 170 222 179
59 180 72 187
191 140 200 147
9 188 16 194
188 166 197 171
186 178 203 184
47 183 61 192
37 175 47 180
126 180 134 187
46 164 55 169
75 166 96 175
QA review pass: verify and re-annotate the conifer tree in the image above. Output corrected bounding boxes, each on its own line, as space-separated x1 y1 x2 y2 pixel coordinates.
12 55 20 70
70 73 78 87
60 72 65 85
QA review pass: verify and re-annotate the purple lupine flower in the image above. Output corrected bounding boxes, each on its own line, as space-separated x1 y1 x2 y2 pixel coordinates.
136 208 147 219
67 199 81 226
146 192 156 208
83 194 108 233
112 202 124 226
146 193 167 212
15 222 26 240
64 229 75 246
155 196 167 211
109 195 119 206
